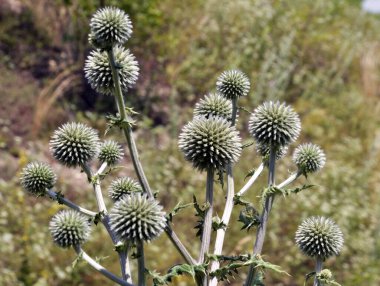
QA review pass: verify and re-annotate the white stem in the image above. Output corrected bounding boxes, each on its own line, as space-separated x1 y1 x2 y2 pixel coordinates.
277 172 300 188
74 245 134 286
313 257 323 286
95 162 108 176
198 168 214 264
237 163 265 197
46 189 97 217
82 163 107 214
209 164 234 286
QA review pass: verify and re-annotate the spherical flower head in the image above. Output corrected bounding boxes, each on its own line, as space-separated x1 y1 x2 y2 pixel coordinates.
248 101 301 147
98 140 124 165
108 177 142 202
194 92 233 122
90 7 132 49
178 117 242 171
110 193 166 242
50 122 100 168
20 162 56 196
84 45 139 95
216 70 250 100
256 144 288 166
293 143 326 174
295 216 344 260
49 210 91 248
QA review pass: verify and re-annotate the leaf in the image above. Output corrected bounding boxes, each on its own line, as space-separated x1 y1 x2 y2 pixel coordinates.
244 168 257 180
93 211 105 225
216 168 225 189
238 205 261 231
304 271 316 286
260 184 315 205
105 113 135 135
166 201 194 222
193 195 209 238
212 216 227 231
233 194 252 207
72 252 83 269
242 140 256 149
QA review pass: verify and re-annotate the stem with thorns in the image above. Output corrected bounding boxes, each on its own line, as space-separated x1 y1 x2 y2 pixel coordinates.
244 146 276 286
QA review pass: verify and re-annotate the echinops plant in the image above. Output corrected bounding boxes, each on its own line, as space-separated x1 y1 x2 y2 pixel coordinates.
19 6 345 286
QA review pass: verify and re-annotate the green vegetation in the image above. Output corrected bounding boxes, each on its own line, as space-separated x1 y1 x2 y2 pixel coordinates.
0 0 380 285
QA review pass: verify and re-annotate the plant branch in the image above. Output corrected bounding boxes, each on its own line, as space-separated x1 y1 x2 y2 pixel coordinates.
46 189 97 217
237 163 265 197
137 241 146 286
107 48 195 265
244 146 276 286
82 163 107 213
199 168 214 265
313 257 323 286
73 245 134 286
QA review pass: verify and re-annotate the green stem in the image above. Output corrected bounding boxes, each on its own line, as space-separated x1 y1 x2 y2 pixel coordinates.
106 48 195 265
244 145 276 286
137 241 146 286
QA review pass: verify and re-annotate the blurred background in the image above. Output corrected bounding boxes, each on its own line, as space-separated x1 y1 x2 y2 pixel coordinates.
0 0 380 285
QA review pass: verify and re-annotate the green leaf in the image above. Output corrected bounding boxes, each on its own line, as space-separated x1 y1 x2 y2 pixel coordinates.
212 216 227 231
166 201 194 222
93 211 105 225
72 252 83 269
238 205 260 231
244 168 257 180
105 113 135 135
193 195 210 238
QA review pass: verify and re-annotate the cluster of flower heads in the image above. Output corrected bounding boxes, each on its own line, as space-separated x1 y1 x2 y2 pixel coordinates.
85 7 139 96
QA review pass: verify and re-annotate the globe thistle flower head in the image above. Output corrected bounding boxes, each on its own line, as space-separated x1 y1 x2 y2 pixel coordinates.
20 162 56 196
216 70 250 100
256 144 288 166
194 92 233 122
317 269 333 281
50 122 100 168
178 116 242 171
98 140 124 165
248 101 301 147
108 177 142 202
84 45 139 95
295 216 344 260
293 143 326 174
49 210 91 248
90 7 132 49
110 193 166 242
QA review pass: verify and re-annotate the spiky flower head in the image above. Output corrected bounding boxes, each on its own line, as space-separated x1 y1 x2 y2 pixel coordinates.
89 7 132 49
293 143 326 174
50 122 100 168
84 46 139 95
98 140 123 165
110 193 166 242
108 177 142 202
49 210 91 248
295 216 344 260
178 117 242 171
20 162 56 196
256 144 288 166
194 92 233 122
248 101 301 147
216 70 250 100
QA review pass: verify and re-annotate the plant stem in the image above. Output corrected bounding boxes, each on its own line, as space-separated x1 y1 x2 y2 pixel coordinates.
313 257 323 286
236 163 265 197
73 245 134 286
106 48 195 265
277 171 301 189
82 163 107 213
82 163 132 281
244 146 276 286
46 189 97 217
209 98 239 286
137 241 146 286
199 168 214 265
